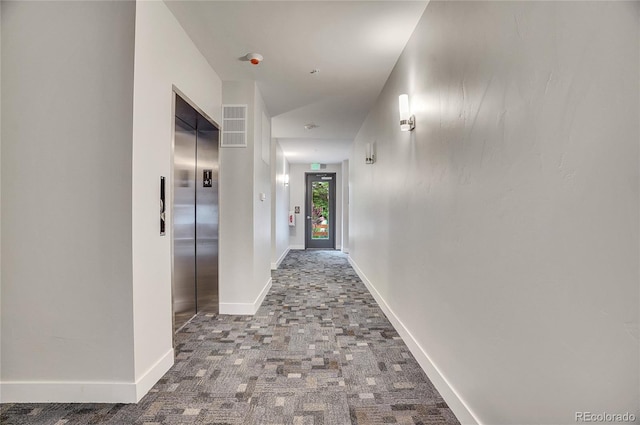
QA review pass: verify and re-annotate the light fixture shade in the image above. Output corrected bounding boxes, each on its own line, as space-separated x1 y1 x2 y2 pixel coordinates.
398 93 415 132
399 94 410 120
365 143 375 164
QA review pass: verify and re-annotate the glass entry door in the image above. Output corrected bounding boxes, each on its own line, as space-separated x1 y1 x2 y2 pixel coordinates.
305 173 336 249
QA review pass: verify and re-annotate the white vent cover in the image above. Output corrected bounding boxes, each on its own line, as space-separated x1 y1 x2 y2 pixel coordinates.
222 104 247 147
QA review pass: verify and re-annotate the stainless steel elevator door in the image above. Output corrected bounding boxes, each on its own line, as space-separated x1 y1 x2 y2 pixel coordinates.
195 124 219 315
172 93 220 333
173 118 197 331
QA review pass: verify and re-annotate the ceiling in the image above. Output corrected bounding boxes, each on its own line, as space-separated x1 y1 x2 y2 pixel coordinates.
165 1 428 164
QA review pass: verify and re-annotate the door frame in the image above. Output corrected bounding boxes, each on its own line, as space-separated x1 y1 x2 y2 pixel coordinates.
305 172 337 249
171 86 221 338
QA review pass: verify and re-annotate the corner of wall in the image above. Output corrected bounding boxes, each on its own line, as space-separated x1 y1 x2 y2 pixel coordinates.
271 247 290 270
271 140 291 269
220 277 272 315
220 80 274 313
131 0 222 399
133 348 174 402
252 85 272 305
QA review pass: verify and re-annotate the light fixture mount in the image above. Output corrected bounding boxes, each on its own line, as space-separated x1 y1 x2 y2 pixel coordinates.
400 116 415 132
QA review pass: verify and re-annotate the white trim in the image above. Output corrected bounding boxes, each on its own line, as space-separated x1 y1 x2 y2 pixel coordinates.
220 277 272 315
289 244 305 250
0 381 137 404
271 247 290 270
348 256 481 425
134 348 174 401
0 348 175 403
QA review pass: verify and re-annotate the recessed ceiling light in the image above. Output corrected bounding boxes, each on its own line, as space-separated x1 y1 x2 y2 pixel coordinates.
304 123 319 130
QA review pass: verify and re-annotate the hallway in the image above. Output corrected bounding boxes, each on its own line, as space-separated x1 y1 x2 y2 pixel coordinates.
0 250 459 425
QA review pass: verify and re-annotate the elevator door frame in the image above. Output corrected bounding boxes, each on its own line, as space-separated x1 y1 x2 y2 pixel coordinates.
170 86 221 336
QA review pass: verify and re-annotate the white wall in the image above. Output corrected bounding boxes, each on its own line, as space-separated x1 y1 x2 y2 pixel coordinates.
341 160 349 253
0 2 3 398
220 81 255 313
252 86 272 300
288 163 342 250
271 140 290 268
1 1 136 402
131 0 223 400
349 2 639 424
220 81 272 314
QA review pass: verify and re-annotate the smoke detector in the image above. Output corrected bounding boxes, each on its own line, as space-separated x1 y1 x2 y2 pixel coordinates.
304 123 319 130
245 53 263 65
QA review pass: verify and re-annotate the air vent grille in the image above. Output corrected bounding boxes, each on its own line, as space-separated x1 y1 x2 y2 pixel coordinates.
222 105 247 147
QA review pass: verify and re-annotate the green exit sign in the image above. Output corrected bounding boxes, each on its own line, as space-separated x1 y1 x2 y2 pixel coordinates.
310 163 321 171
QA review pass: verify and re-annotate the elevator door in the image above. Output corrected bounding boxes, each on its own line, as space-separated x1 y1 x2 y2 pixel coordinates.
173 118 197 329
173 94 219 332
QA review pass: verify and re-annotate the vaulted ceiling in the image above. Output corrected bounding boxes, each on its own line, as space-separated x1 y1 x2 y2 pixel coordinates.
165 1 428 163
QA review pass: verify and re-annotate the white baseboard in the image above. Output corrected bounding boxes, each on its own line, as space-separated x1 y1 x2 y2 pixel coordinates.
0 348 175 403
289 245 343 251
348 256 481 425
134 348 174 401
220 277 272 315
271 247 290 270
0 380 137 403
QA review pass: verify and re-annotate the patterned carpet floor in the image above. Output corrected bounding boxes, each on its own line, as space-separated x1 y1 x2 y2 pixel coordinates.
0 250 460 425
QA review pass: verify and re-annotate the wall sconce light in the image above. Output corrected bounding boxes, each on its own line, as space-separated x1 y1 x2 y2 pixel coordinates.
284 174 290 186
399 94 415 131
365 143 375 164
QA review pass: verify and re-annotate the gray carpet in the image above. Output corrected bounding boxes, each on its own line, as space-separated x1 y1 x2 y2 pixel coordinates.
1 250 460 425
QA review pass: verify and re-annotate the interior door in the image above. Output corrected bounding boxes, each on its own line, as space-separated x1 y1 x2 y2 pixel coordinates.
305 172 336 249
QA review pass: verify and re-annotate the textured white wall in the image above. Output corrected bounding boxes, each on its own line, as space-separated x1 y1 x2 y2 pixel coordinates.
288 163 342 249
220 81 272 312
220 81 256 309
131 0 222 399
350 2 639 424
272 141 290 267
253 87 272 295
1 1 136 400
